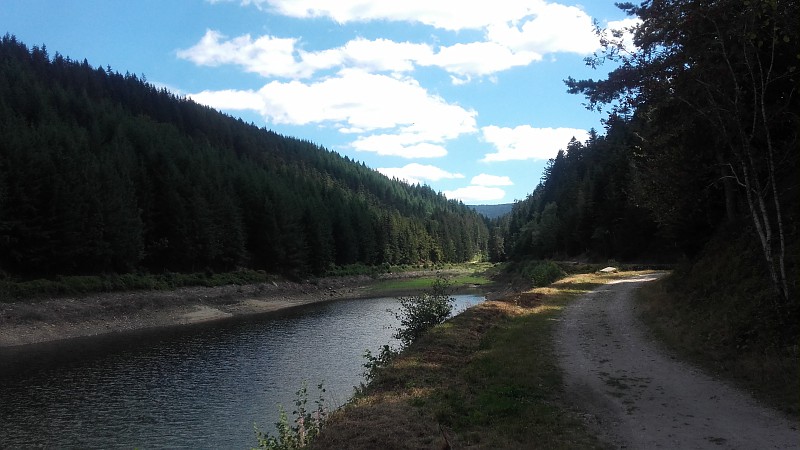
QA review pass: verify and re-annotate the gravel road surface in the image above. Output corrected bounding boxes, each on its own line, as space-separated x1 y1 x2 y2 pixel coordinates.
556 274 799 449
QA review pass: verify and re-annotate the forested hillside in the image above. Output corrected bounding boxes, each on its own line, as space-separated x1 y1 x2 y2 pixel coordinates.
0 35 489 278
496 120 670 262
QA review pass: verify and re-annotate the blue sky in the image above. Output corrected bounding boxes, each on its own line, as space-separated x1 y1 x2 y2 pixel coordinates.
2 0 636 204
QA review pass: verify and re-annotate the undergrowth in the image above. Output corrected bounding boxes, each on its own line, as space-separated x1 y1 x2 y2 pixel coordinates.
504 259 566 287
637 228 798 417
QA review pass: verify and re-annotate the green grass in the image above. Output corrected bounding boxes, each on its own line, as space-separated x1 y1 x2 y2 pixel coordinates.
370 275 493 293
312 271 643 449
366 264 496 294
368 276 440 292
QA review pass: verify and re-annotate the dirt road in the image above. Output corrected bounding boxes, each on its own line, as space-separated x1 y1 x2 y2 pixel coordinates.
556 274 799 449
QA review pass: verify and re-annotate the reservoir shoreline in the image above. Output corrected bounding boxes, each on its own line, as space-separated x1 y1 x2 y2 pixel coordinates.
0 271 491 348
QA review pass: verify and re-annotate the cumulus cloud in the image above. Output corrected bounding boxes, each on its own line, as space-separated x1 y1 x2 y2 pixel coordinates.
471 174 513 186
423 41 540 78
444 185 506 203
177 30 309 78
178 31 434 79
350 135 449 158
179 27 587 82
377 163 464 185
188 88 266 112
441 173 512 203
606 17 641 53
249 0 534 31
196 1 603 83
481 125 589 162
186 69 477 158
189 1 603 165
485 2 597 55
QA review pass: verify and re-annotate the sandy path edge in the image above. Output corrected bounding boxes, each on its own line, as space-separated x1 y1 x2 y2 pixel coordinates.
0 271 487 348
555 274 799 449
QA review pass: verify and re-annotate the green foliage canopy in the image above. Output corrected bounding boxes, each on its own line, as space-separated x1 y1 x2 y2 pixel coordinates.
0 35 490 278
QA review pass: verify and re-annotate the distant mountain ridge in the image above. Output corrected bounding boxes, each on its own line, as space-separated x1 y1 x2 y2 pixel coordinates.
468 203 514 219
0 35 489 277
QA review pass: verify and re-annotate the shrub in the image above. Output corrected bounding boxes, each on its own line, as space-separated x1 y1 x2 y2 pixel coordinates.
527 261 565 287
362 344 397 383
361 274 455 382
253 382 329 450
392 274 455 348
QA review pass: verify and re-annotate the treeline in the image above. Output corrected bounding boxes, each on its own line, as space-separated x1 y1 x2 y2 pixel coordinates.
494 119 669 262
0 35 488 278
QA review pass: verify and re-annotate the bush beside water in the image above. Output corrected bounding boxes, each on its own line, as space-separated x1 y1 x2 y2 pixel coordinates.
254 274 456 449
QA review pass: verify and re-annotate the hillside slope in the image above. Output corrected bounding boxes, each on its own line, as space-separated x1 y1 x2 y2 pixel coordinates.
0 35 489 278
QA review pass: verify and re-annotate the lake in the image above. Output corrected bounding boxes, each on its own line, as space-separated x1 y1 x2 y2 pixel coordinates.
0 294 483 449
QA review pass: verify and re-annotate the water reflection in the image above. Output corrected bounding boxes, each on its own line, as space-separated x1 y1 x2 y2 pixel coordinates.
0 294 483 449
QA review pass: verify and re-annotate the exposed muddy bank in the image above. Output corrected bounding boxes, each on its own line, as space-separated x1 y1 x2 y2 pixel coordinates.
0 271 493 348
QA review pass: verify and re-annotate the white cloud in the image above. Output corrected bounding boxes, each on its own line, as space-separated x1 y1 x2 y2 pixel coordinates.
444 185 506 203
178 31 434 80
471 174 513 186
188 1 603 164
333 38 433 73
196 1 604 83
253 0 535 31
177 30 310 78
481 125 589 161
253 69 476 131
606 17 641 53
442 173 512 203
486 3 597 55
351 135 449 158
423 41 541 77
186 69 477 158
188 88 266 112
377 163 464 185
178 28 580 82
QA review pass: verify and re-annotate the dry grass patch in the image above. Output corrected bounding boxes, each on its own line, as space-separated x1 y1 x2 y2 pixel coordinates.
313 272 640 449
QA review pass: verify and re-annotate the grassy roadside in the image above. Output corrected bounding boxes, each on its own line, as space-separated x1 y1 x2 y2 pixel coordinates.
311 271 649 449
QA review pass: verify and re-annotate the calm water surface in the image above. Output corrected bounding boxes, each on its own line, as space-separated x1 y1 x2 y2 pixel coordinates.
0 294 483 449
